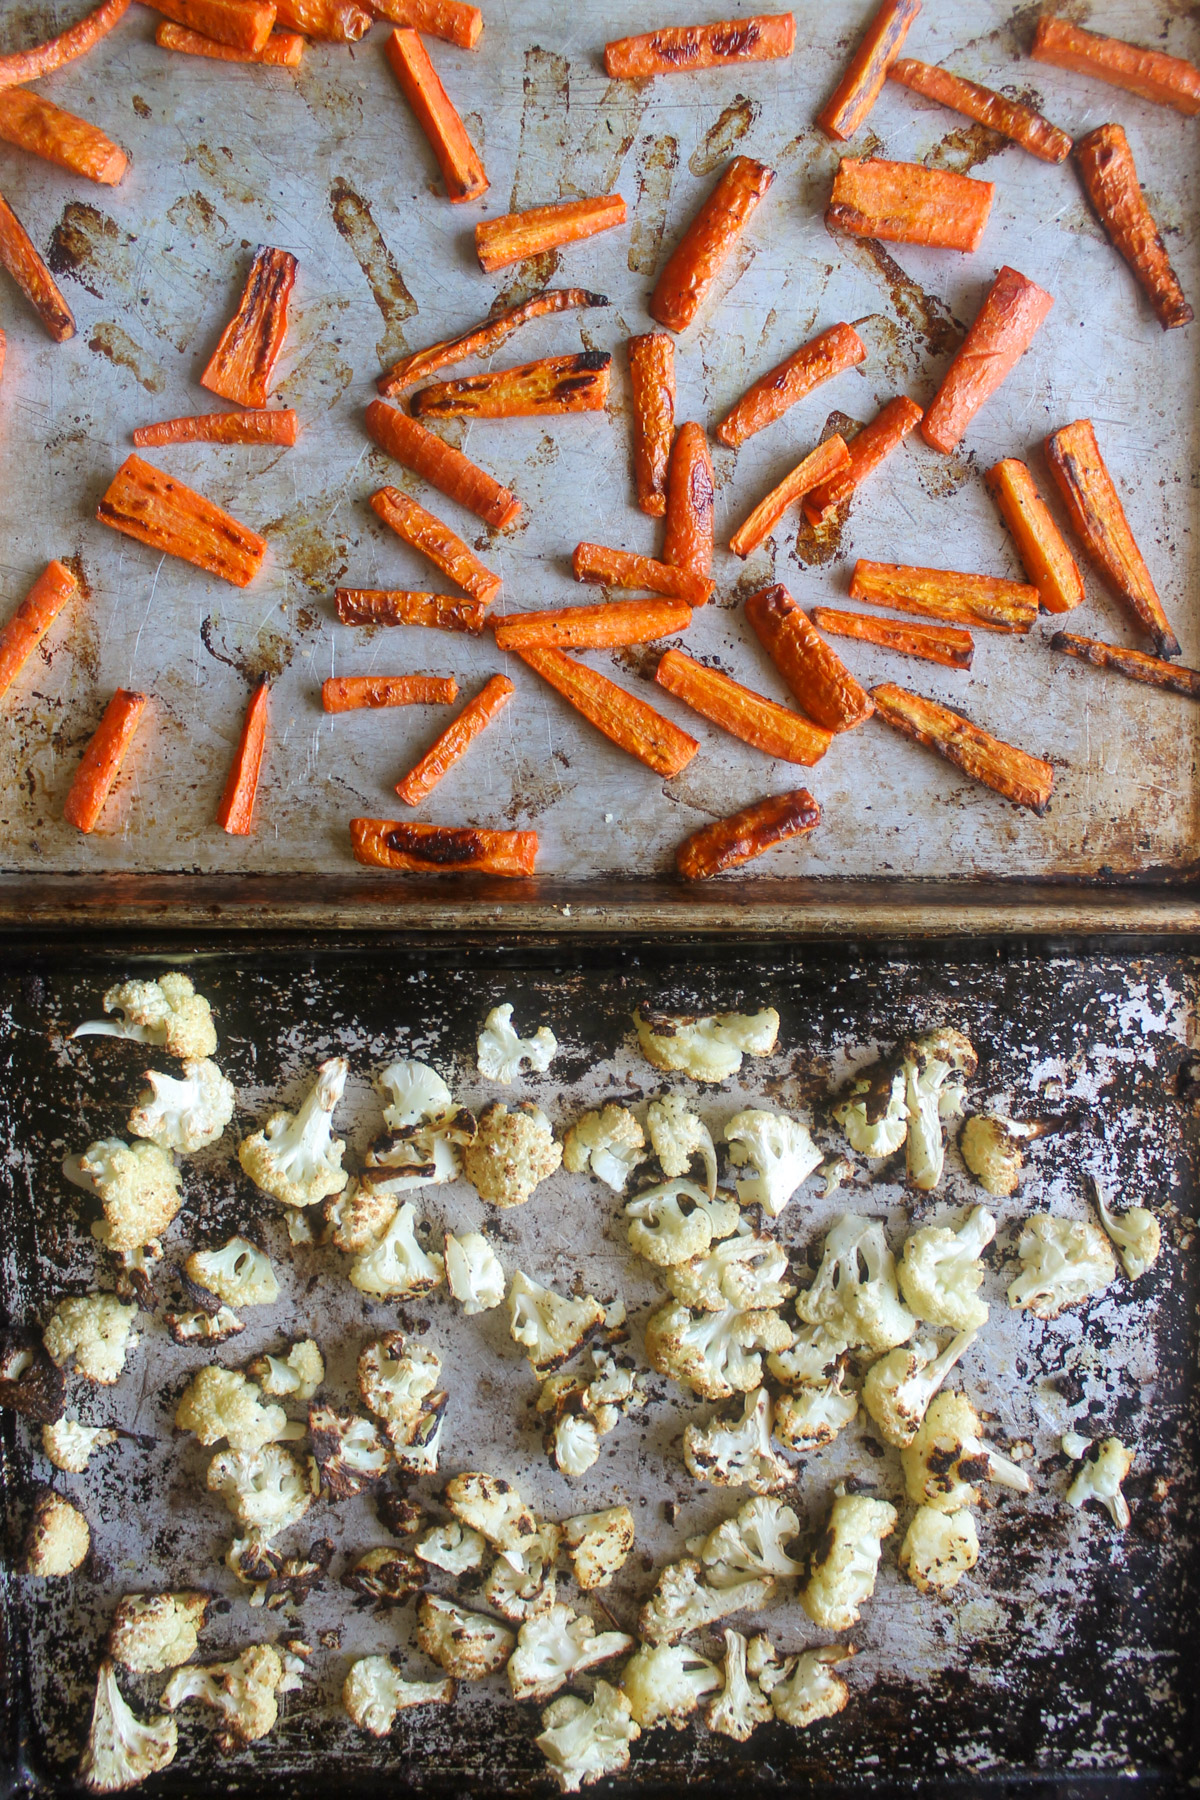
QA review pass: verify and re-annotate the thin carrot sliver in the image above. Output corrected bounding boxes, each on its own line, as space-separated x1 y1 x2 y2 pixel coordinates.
627 333 675 517
888 59 1071 164
155 20 303 60
322 675 458 713
133 409 298 447
0 561 80 701
378 288 608 397
1051 631 1200 700
0 194 75 341
921 265 1052 455
871 682 1053 813
410 351 611 419
97 454 267 588
335 590 488 633
803 396 923 524
655 647 832 765
827 157 994 252
809 606 974 670
0 89 127 185
716 322 865 449
273 0 371 37
142 0 276 53
818 0 921 140
493 597 691 652
350 818 537 876
370 488 500 605
1031 16 1200 116
572 543 713 607
662 422 714 577
729 436 850 557
516 645 698 777
63 689 148 833
366 0 482 48
475 195 626 274
366 399 521 531
744 582 873 733
0 0 132 89
216 680 268 835
676 787 821 881
984 458 1083 615
604 14 795 79
650 156 774 334
1075 123 1192 331
201 245 296 410
395 672 514 806
385 26 487 204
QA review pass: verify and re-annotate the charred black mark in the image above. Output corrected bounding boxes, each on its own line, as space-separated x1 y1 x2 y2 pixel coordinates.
329 179 418 360
47 202 133 299
384 826 488 866
199 617 295 682
689 94 761 177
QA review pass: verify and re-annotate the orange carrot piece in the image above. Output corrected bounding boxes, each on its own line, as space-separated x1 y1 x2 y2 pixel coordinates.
605 14 795 79
827 158 994 252
1045 418 1178 657
0 561 80 700
1075 123 1192 331
729 437 851 558
476 195 627 274
655 648 832 765
350 818 537 876
97 454 267 587
411 351 611 419
818 0 921 141
572 543 714 607
676 787 820 881
395 672 514 805
716 322 865 450
0 0 131 88
627 333 675 516
1031 16 1200 116
366 399 521 531
649 156 775 334
921 265 1053 455
803 396 923 524
745 582 873 732
985 458 1083 615
810 606 974 670
63 689 148 832
216 680 268 834
378 288 609 396
888 59 1071 163
142 0 275 53
155 20 303 60
516 645 698 777
0 195 74 341
662 421 714 577
0 89 126 185
1050 631 1200 700
493 596 691 652
369 487 500 605
385 27 487 204
200 246 296 410
849 560 1039 633
272 0 371 37
871 682 1053 812
366 0 482 48
323 675 458 713
335 589 487 632
133 409 298 447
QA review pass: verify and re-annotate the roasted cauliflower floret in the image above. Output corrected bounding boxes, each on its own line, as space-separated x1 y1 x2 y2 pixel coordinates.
689 1496 803 1587
646 1094 717 1195
959 1114 1046 1196
477 1004 558 1082
645 1300 792 1401
683 1387 791 1494
537 1352 648 1476
634 1005 779 1082
464 1102 561 1208
536 1680 640 1794
394 1399 447 1476
444 1230 506 1314
665 1230 795 1313
861 1331 976 1448
186 1238 279 1309
620 1642 721 1730
1093 1186 1162 1281
325 1180 399 1254
767 1322 850 1391
247 1339 324 1401
78 1660 177 1794
308 1405 389 1498
341 1545 424 1606
772 1374 858 1453
42 1418 118 1473
444 1471 537 1569
414 1521 488 1576
483 1521 561 1623
1007 1214 1117 1318
161 1642 288 1749
44 1294 138 1387
901 1391 1032 1511
801 1493 897 1632
901 1028 977 1190
0 1329 66 1422
175 1367 292 1454
108 1593 210 1673
206 1443 314 1535
1065 1435 1134 1528
358 1334 442 1448
833 1061 908 1158
898 1507 979 1594
342 1656 455 1738
237 1058 349 1209
625 1179 741 1267
417 1596 514 1680
706 1629 773 1742
563 1105 645 1193
164 1306 244 1347
127 1060 235 1154
508 1271 605 1374
507 1604 633 1702
770 1646 854 1729
72 974 217 1062
797 1214 916 1354
21 1490 90 1575
376 1059 454 1129
65 1138 182 1255
898 1207 996 1333
349 1201 445 1298
561 1507 635 1591
724 1110 822 1217
361 1098 475 1194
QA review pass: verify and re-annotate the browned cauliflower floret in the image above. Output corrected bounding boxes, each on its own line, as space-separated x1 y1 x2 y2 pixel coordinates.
416 1596 514 1680
108 1593 210 1673
342 1656 455 1737
175 1367 292 1454
42 1418 118 1473
561 1508 635 1590
464 1102 561 1208
72 974 217 1062
78 1661 177 1793
160 1643 289 1750
341 1546 424 1606
237 1059 349 1209
308 1405 390 1498
634 1006 779 1082
21 1490 90 1575
562 1105 645 1193
64 1139 182 1256
44 1295 138 1387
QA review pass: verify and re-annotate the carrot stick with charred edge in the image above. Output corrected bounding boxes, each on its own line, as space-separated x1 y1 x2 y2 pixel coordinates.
0 90 127 185
272 0 371 38
871 682 1054 813
0 561 80 701
350 818 538 877
476 196 627 274
63 689 148 833
803 395 923 524
985 458 1083 615
628 334 675 516
335 590 488 633
385 27 487 204
827 158 994 253
1075 124 1192 331
395 673 514 806
921 266 1053 456
655 648 833 764
216 680 268 835
366 0 482 49
97 454 267 587
516 646 698 777
849 560 1039 633
676 787 821 881
604 14 795 79
0 195 74 341
888 59 1071 164
1031 16 1200 116
649 156 775 334
729 437 851 558
370 488 501 605
818 0 921 141
745 582 873 732
141 0 276 53
1045 418 1178 657
716 322 865 449
0 0 131 87
410 351 611 419
810 606 974 670
378 289 609 396
1050 631 1200 700
201 246 296 410
572 543 713 607
365 400 521 531
155 21 303 61
493 597 691 652
662 422 714 577
133 409 298 447
323 675 459 713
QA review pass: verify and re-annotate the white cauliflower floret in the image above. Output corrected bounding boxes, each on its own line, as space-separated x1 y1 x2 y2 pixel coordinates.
444 1230 506 1314
508 1604 634 1702
767 1323 850 1390
247 1339 324 1401
801 1493 898 1632
620 1642 721 1730
308 1404 389 1498
72 974 217 1062
444 1471 537 1569
108 1593 209 1673
861 1331 977 1448
1007 1214 1117 1318
684 1387 791 1494
898 1507 979 1594
561 1507 635 1590
394 1400 447 1476
689 1497 803 1587
349 1201 445 1298
414 1521 488 1575
898 1207 996 1333
797 1214 916 1353
553 1415 601 1477
127 1060 235 1154
42 1418 118 1473
706 1629 773 1741
65 1138 182 1255
206 1443 314 1535
417 1596 514 1680
325 1181 399 1254
772 1374 858 1453
508 1271 605 1374
625 1179 741 1267
477 1004 558 1082
376 1059 454 1129
237 1058 349 1209
901 1028 977 1189
645 1300 792 1401
1093 1185 1162 1281
22 1491 90 1575
901 1391 1032 1511
770 1646 854 1728
44 1294 138 1386
536 1680 640 1794
464 1101 561 1208
186 1237 279 1309
483 1522 561 1623
833 1062 908 1158
357 1334 441 1446
342 1657 454 1737
959 1114 1043 1196
536 1354 647 1476
634 1005 779 1082
161 1642 287 1749
563 1105 645 1193
724 1110 822 1217
175 1366 292 1453
646 1094 717 1195
78 1660 177 1793
1065 1435 1134 1528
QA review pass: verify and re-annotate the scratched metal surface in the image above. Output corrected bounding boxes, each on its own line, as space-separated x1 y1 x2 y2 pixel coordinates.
0 2 1196 886
0 942 1195 1794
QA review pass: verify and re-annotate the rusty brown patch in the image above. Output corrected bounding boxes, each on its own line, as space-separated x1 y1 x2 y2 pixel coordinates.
59 554 92 604
200 617 296 683
329 178 418 365
566 81 651 198
841 237 961 360
87 323 165 394
502 754 573 824
689 95 761 177
166 191 228 241
511 47 571 213
183 143 257 209
257 508 351 596
131 95 151 119
47 202 133 299
628 135 679 275
925 121 1009 175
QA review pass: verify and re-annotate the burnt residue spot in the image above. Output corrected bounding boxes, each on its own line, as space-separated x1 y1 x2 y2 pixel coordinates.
925 120 1009 175
565 81 652 199
47 202 132 299
199 617 295 683
166 191 227 241
689 94 760 178
329 178 418 364
510 46 571 215
131 95 151 119
843 237 961 359
60 554 92 604
628 134 679 275
87 323 165 393
384 826 488 866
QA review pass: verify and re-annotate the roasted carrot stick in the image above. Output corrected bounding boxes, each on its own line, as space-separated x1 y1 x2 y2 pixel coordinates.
370 488 500 604
0 561 79 701
493 597 690 652
351 818 537 876
745 582 873 732
803 395 923 524
984 458 1083 615
656 648 832 765
156 20 303 59
63 690 148 833
818 0 921 141
729 437 851 557
716 322 865 450
604 14 795 79
1050 632 1200 699
572 543 713 607
335 590 487 632
133 409 298 447
1075 124 1192 331
871 682 1053 812
0 0 131 88
516 646 698 777
323 675 458 712
142 0 275 53
676 788 821 881
827 158 994 252
273 0 372 38
1031 16 1200 116
410 351 611 419
0 195 74 341
378 288 608 396
97 454 267 588
476 195 627 274
628 333 675 516
0 90 127 185
395 673 514 805
662 422 714 577
849 560 1039 633
649 156 774 334
201 246 296 409
366 0 482 48
385 27 487 204
888 59 1071 164
216 679 268 835
1045 418 1177 657
921 266 1053 455
810 606 974 670
366 400 521 531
